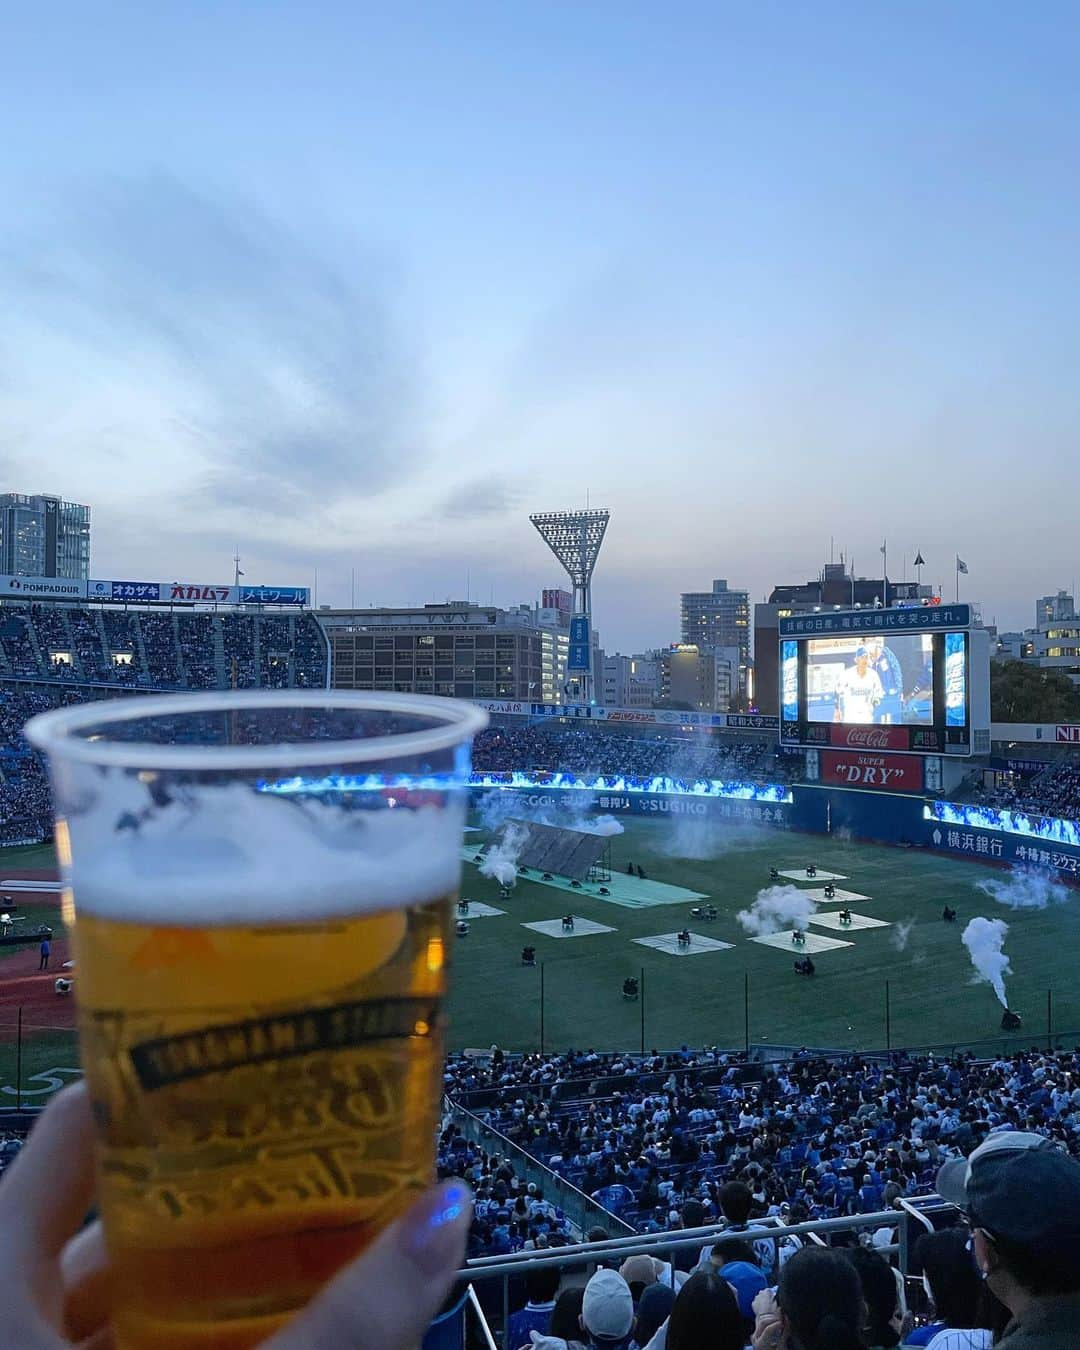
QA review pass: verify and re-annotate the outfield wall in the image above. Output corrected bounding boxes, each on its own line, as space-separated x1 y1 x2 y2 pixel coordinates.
473 778 1080 881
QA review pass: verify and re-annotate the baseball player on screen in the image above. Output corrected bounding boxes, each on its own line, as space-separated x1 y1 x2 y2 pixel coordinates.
833 644 885 723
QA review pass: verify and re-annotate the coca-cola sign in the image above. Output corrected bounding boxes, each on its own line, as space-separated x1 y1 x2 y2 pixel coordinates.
821 750 923 792
829 724 910 751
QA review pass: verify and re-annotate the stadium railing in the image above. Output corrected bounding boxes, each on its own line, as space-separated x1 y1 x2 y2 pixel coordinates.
460 1207 918 1340
444 1096 635 1239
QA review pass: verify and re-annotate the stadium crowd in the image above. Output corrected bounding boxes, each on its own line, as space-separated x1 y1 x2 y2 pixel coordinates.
445 1044 1080 1240
977 758 1080 823
441 1045 1080 1349
472 725 796 785
0 604 329 842
0 603 327 691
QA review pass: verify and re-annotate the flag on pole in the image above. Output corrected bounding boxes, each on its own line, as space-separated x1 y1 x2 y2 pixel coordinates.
913 551 926 567
880 542 887 554
956 556 969 575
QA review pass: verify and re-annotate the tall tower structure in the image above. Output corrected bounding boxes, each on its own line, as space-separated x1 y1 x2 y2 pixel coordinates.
530 508 609 703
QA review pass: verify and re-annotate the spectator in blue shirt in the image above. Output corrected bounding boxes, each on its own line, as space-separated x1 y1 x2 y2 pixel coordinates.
507 1268 560 1348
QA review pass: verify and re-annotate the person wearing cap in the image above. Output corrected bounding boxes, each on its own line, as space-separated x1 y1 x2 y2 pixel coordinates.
935 1131 1080 1348
618 1253 662 1304
833 644 885 724
577 1268 635 1347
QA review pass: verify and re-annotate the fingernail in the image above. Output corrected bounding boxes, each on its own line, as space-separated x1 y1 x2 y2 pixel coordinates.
402 1183 471 1274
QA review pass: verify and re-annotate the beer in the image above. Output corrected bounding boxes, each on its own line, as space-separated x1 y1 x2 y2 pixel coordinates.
73 896 452 1350
26 690 487 1350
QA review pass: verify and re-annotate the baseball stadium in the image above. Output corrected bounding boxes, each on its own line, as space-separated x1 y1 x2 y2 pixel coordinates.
2 560 1080 1348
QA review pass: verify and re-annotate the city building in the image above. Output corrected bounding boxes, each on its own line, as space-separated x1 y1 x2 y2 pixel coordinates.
1037 590 1076 627
991 592 1080 685
321 601 544 702
679 579 750 689
754 562 935 713
658 643 741 712
0 494 91 579
601 651 665 707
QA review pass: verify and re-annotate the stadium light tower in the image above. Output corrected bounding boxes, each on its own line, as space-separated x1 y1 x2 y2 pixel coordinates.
530 508 610 703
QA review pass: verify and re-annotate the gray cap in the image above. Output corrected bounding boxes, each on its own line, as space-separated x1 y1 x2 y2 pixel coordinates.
936 1131 1080 1252
582 1268 634 1340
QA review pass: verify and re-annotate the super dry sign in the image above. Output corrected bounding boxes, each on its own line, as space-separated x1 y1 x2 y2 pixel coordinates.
820 750 924 792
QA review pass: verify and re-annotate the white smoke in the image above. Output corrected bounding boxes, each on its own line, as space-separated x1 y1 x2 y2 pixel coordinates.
891 918 915 953
656 816 763 861
962 916 1012 1008
586 813 626 837
977 866 1069 911
475 789 623 838
479 822 529 888
737 884 818 937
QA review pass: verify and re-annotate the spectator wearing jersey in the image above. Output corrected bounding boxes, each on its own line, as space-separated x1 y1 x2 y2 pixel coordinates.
508 1268 561 1347
904 1228 994 1347
936 1131 1080 1349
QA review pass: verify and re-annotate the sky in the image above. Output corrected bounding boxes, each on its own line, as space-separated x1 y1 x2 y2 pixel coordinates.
1 2 1078 649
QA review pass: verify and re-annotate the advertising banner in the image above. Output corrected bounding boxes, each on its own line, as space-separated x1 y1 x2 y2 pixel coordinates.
821 749 924 792
88 580 161 601
1056 725 1080 744
779 604 970 637
725 713 780 730
238 585 309 606
85 580 310 606
0 574 86 599
476 699 529 716
829 725 911 751
568 615 591 672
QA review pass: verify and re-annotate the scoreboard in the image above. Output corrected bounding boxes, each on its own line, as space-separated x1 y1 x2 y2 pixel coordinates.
778 604 990 757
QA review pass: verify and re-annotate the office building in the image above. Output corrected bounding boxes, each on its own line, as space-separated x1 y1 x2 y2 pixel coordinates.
753 563 935 713
1037 591 1076 627
658 643 741 712
321 601 544 701
0 494 91 579
680 579 749 688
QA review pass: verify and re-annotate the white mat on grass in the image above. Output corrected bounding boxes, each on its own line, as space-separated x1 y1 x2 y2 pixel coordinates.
776 869 847 883
802 888 871 904
750 930 854 954
633 932 735 957
455 901 506 918
522 918 616 939
809 912 889 932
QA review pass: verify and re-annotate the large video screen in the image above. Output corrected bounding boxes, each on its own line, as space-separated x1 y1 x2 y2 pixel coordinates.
805 633 934 725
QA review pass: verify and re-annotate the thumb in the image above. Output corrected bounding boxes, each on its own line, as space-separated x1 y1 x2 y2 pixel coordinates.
264 1181 472 1350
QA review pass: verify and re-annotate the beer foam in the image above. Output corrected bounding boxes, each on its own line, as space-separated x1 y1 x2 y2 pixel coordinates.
64 777 464 925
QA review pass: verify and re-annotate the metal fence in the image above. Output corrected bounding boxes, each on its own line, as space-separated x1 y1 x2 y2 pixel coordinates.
445 1097 635 1239
459 1204 944 1342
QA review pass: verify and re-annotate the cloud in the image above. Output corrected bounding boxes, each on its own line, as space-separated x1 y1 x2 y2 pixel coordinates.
435 475 522 521
0 175 424 535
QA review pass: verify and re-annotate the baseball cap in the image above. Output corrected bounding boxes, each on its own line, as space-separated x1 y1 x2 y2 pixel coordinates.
936 1131 1080 1252
717 1259 768 1319
582 1268 634 1340
618 1254 661 1288
854 644 870 658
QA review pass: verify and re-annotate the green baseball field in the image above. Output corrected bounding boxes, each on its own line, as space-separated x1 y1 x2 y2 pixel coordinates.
3 822 1079 1107
446 816 1080 1057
